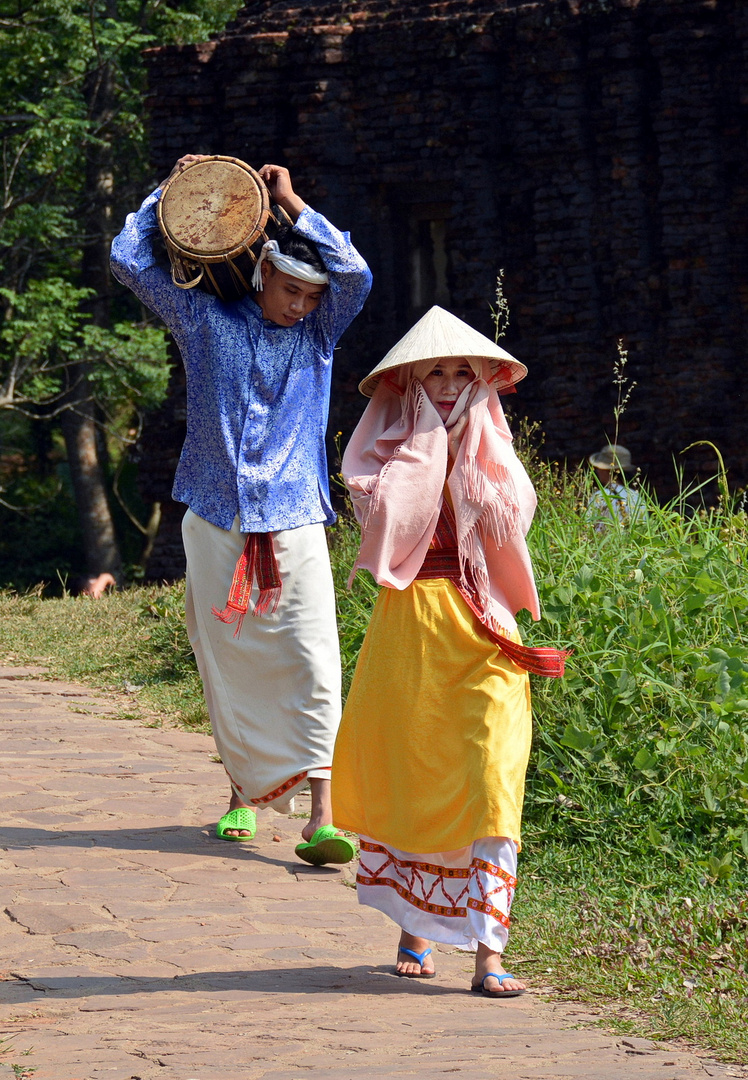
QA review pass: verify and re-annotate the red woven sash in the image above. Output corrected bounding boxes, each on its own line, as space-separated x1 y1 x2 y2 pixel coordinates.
212 532 282 638
415 506 568 678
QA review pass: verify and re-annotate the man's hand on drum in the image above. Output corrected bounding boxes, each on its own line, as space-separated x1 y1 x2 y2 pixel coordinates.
258 164 306 222
160 154 209 188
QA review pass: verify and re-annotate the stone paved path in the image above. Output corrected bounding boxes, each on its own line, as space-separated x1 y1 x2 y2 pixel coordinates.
1 666 744 1080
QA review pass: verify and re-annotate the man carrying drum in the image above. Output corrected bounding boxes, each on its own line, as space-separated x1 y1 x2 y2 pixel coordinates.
111 157 372 863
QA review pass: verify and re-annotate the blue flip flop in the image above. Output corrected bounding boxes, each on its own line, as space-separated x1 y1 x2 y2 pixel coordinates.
215 807 256 841
396 946 436 979
294 825 356 866
471 971 525 998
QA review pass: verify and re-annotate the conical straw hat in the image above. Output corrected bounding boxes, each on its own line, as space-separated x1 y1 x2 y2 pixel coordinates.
358 305 528 397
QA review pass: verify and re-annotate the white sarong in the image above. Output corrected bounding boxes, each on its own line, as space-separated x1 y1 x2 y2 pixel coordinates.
182 509 341 809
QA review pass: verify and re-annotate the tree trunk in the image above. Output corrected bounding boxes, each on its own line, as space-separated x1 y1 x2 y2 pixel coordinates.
61 5 123 580
60 376 122 577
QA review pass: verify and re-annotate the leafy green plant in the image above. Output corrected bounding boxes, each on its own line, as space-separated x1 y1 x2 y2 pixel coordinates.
521 460 748 882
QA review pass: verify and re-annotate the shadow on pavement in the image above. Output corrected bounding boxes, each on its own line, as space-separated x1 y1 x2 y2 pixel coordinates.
0 825 343 872
5 965 468 1001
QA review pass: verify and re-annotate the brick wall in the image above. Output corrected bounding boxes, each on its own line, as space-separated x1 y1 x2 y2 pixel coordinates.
138 0 747 576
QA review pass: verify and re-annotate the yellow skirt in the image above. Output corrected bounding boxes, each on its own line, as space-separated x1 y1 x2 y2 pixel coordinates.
331 579 532 854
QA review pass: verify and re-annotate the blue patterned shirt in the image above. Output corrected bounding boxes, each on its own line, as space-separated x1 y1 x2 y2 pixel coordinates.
110 190 371 533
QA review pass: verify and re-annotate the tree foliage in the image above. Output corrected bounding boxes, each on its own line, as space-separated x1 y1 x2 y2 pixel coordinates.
0 0 241 580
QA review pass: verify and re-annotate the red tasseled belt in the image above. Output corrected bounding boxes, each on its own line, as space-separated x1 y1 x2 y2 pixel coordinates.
212 532 281 638
414 508 569 679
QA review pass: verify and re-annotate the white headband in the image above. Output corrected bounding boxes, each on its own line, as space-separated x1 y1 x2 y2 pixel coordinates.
251 240 329 291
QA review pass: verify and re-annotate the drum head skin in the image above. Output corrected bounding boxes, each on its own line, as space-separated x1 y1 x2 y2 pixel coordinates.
159 157 269 258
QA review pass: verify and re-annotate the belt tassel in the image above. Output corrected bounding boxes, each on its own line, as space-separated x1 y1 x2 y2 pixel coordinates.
212 532 281 638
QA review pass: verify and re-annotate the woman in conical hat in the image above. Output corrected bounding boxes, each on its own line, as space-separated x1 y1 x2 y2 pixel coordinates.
331 306 566 997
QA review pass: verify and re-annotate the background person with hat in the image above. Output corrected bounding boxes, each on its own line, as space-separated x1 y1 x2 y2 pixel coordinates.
111 157 371 863
586 443 648 532
332 306 566 997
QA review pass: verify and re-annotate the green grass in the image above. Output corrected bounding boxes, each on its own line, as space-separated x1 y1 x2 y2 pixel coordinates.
509 847 748 1061
0 581 208 732
0 1034 36 1079
0 456 746 1063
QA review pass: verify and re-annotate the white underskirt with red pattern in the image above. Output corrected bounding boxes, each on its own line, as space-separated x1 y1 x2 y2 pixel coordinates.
356 836 518 954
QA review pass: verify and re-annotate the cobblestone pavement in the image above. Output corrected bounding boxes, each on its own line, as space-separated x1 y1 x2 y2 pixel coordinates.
1 666 744 1080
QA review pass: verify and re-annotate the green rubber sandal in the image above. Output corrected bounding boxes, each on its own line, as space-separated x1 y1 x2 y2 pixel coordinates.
294 825 356 865
216 806 256 841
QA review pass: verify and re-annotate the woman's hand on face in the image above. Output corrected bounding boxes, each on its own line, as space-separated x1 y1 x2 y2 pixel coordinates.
446 383 478 460
447 411 469 460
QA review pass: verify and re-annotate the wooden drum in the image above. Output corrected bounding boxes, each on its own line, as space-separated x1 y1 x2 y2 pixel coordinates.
157 156 291 303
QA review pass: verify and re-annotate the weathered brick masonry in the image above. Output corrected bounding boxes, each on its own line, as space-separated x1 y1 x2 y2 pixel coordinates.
137 0 746 578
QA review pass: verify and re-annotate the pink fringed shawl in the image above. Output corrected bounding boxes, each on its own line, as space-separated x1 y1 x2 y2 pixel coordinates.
343 359 541 637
